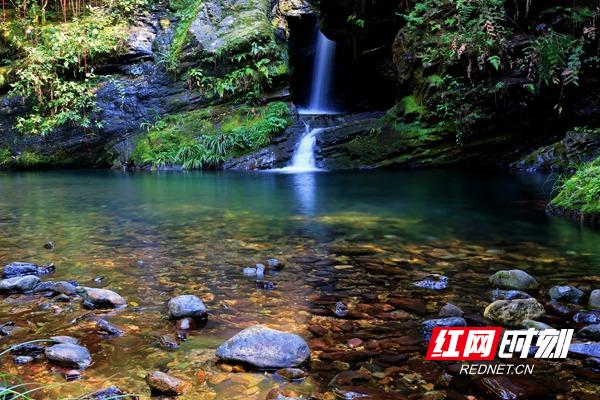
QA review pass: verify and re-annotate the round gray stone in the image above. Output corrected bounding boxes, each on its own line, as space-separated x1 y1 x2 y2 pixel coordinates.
45 343 92 369
77 287 126 308
168 295 207 319
589 289 600 309
216 325 310 368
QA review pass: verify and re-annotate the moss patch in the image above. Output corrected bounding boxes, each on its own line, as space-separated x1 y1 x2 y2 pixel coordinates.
550 158 600 215
131 102 292 169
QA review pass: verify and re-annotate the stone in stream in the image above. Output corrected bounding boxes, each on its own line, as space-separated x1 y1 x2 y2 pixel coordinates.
590 289 600 309
243 264 266 277
490 289 531 301
275 368 309 381
51 336 80 345
79 386 136 399
569 342 600 358
549 285 585 304
476 376 527 400
168 295 207 319
422 317 466 340
145 371 191 396
574 311 600 324
489 269 539 290
335 301 349 317
2 262 55 278
159 334 180 350
45 343 92 369
10 343 45 356
412 274 448 290
578 324 600 341
215 325 310 368
43 241 55 250
256 280 277 290
0 275 40 292
267 258 285 271
77 287 126 309
96 319 125 337
34 280 78 296
484 298 545 326
521 319 553 330
0 321 15 336
13 355 34 365
176 317 198 330
439 303 464 318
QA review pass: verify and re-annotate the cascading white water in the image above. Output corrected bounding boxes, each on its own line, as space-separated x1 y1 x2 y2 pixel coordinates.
305 30 336 114
278 27 337 172
279 124 323 172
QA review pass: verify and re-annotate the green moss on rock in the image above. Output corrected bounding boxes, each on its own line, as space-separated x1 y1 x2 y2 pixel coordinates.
550 157 600 217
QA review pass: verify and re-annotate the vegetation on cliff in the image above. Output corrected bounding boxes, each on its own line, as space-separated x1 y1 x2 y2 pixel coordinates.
550 157 600 218
132 102 292 169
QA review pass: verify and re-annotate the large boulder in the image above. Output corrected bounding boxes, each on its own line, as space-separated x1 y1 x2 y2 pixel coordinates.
0 275 40 292
45 343 92 369
2 262 55 278
216 325 310 368
549 285 585 304
488 269 538 290
77 287 126 308
145 371 191 396
484 298 545 326
168 295 207 319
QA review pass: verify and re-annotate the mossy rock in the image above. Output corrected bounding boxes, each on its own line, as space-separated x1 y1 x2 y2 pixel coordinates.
488 269 539 290
484 299 545 326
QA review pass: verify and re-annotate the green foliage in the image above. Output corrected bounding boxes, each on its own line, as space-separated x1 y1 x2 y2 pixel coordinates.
188 40 288 102
132 102 292 169
4 6 130 135
526 32 583 87
551 157 600 214
163 0 204 72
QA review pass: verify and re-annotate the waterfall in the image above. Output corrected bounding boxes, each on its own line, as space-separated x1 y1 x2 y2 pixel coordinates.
276 26 337 172
304 30 336 114
280 124 323 172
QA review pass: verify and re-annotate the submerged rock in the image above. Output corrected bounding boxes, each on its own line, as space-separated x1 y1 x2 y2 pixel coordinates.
578 324 600 341
176 317 198 330
569 342 600 358
145 371 191 396
267 259 285 271
13 355 34 365
335 301 349 317
422 317 466 340
51 336 80 345
489 269 538 290
413 274 448 290
256 280 277 290
275 368 308 381
77 287 126 309
439 303 464 318
34 280 77 296
490 289 531 301
216 325 310 368
0 275 40 292
45 343 92 369
549 285 585 304
97 319 125 337
243 264 266 277
484 298 545 326
159 334 180 350
2 262 55 278
590 289 600 309
521 319 552 330
43 242 55 250
168 295 207 319
79 386 135 399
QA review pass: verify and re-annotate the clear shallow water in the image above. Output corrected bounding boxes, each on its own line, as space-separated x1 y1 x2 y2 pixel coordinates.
0 169 599 398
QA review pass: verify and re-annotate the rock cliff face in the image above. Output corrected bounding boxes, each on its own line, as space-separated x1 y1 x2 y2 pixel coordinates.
0 0 296 168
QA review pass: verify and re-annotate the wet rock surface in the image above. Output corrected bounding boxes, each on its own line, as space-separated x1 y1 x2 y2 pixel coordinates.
77 287 126 308
145 371 191 396
45 343 92 370
422 317 466 340
2 262 55 278
168 294 207 319
549 285 585 304
412 274 448 290
0 275 41 292
216 325 310 368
